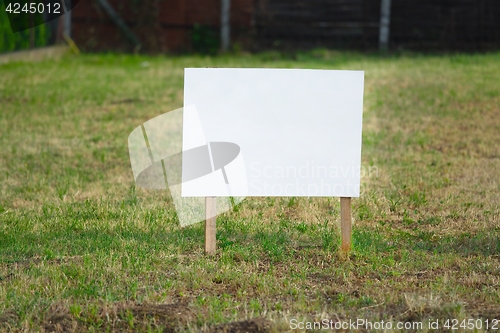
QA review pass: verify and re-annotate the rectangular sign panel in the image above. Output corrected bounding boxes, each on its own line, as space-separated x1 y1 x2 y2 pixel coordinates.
183 68 364 197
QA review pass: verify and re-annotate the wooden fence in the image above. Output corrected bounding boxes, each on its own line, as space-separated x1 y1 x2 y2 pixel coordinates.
254 0 500 51
70 0 500 52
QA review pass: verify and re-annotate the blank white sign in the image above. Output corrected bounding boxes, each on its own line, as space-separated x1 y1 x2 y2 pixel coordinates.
183 68 364 197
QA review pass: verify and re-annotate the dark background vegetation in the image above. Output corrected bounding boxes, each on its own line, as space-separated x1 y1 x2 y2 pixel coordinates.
1 0 500 54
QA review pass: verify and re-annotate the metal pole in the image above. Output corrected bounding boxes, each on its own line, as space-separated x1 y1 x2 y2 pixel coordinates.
379 0 392 51
96 0 142 49
63 0 72 38
221 0 231 52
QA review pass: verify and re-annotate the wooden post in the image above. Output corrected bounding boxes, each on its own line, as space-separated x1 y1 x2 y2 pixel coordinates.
340 197 352 252
205 197 217 255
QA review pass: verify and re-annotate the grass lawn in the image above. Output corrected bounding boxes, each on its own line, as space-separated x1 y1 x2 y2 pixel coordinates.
0 50 499 332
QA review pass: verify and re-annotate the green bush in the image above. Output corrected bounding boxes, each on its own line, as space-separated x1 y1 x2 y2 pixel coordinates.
191 24 219 55
0 2 50 53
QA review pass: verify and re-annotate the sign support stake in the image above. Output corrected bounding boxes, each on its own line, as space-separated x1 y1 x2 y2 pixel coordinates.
340 197 352 252
205 197 217 255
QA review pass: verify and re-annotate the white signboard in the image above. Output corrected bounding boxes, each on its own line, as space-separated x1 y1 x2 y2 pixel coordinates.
183 68 364 197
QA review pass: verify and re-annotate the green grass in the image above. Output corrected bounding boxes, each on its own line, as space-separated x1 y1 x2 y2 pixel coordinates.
0 50 499 332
